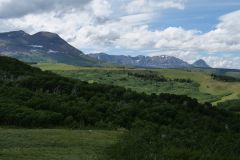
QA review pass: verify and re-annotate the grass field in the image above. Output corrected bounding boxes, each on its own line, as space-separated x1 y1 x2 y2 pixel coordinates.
156 69 240 105
0 128 122 160
34 63 80 71
33 63 240 105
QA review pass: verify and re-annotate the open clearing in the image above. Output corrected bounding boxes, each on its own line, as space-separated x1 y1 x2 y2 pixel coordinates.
0 128 122 160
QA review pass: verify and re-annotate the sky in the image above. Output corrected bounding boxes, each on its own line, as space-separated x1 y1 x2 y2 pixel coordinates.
0 0 240 68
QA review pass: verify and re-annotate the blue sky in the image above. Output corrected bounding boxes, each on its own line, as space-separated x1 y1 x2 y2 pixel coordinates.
0 0 240 68
157 0 240 32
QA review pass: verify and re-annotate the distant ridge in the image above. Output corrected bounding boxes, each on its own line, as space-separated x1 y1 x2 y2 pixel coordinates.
0 30 99 66
192 59 210 68
89 53 211 69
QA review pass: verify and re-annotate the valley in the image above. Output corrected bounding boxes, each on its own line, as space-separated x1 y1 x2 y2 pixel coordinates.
0 56 240 160
1 0 240 159
34 63 240 105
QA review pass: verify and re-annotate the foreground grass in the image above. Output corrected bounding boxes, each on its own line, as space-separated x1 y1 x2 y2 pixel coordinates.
0 128 122 160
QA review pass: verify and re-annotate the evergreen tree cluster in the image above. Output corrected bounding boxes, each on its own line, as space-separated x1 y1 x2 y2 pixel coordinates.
128 72 194 83
211 73 240 82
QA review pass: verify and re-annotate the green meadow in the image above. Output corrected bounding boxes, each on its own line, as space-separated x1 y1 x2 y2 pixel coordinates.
34 63 240 104
0 128 122 160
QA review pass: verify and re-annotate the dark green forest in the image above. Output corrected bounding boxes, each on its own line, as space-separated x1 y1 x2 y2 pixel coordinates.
218 99 240 112
211 73 240 82
1 56 240 159
128 71 194 83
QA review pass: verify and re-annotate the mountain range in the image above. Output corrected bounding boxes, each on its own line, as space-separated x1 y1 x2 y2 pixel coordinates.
89 53 210 68
0 30 210 68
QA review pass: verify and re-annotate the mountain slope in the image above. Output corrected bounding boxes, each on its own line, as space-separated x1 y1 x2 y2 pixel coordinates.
89 53 191 68
192 59 210 68
0 30 99 66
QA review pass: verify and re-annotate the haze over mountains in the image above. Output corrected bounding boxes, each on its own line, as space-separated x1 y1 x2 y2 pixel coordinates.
0 30 211 68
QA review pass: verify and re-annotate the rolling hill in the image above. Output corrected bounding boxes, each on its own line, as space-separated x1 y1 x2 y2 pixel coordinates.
1 56 240 160
0 30 239 160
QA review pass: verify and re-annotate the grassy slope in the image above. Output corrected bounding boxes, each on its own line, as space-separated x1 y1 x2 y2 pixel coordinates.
53 70 219 103
33 63 240 104
33 63 80 71
226 71 240 79
0 128 122 160
156 69 240 104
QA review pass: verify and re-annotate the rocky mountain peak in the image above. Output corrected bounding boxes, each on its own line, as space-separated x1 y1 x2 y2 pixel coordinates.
32 31 60 39
192 59 210 68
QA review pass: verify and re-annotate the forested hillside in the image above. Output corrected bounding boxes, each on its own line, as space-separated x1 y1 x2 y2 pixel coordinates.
1 56 240 159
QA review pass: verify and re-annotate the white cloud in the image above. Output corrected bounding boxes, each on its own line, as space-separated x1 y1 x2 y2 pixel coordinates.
116 10 240 54
0 0 188 50
203 56 240 69
120 13 156 26
197 10 240 53
89 0 112 18
0 0 92 19
125 0 185 14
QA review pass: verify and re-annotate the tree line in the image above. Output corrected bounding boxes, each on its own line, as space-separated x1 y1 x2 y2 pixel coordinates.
211 73 240 82
128 72 194 83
